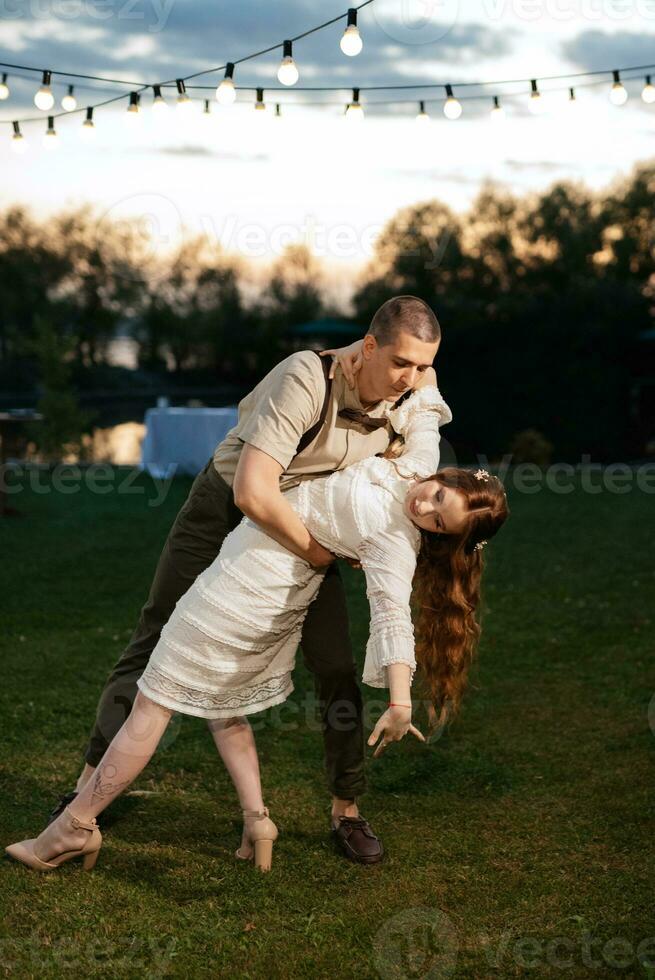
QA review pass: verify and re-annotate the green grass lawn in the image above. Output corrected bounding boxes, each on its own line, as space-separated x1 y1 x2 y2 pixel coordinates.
0 466 653 979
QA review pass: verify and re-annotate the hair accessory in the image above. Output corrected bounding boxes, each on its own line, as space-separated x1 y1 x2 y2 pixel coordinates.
474 540 488 551
473 468 490 481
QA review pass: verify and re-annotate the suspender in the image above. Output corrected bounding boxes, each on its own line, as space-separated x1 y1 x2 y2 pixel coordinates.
296 352 333 454
294 350 414 456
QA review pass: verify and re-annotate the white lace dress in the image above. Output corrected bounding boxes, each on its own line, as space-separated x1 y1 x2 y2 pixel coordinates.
136 385 452 719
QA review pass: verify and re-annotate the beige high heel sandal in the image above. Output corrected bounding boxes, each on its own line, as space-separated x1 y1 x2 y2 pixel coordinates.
5 806 102 872
235 806 278 872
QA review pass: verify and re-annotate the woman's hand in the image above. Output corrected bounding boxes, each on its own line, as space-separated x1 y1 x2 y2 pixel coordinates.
412 365 437 391
367 705 425 758
306 539 338 569
319 339 364 389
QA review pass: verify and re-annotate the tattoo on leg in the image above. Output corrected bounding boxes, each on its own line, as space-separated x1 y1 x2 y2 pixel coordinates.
91 763 131 801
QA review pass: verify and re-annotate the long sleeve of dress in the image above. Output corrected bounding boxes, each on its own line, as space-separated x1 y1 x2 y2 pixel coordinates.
359 530 418 688
385 383 453 479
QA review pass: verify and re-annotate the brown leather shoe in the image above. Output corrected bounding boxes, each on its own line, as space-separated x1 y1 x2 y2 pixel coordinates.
331 815 383 865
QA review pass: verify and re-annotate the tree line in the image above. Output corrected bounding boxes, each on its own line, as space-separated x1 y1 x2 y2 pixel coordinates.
1 161 653 461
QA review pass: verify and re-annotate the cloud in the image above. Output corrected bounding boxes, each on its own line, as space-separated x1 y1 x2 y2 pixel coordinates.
0 0 516 122
503 159 567 173
561 30 655 72
149 145 270 162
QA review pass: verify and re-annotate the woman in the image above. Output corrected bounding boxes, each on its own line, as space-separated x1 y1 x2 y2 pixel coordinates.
6 377 508 873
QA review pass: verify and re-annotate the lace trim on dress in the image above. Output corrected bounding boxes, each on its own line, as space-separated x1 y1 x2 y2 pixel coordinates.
139 662 294 713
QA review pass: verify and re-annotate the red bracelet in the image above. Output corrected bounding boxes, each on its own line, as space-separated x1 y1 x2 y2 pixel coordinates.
388 702 412 708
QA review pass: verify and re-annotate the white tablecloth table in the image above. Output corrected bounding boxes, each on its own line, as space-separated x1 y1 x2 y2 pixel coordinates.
140 407 239 478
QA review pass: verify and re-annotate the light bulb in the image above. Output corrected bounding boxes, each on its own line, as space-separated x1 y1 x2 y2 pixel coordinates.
254 87 267 115
11 122 25 153
415 100 429 124
43 117 58 149
346 89 364 122
278 41 299 86
528 79 544 115
35 87 54 110
0 74 10 100
61 85 77 111
152 84 167 112
641 75 655 104
127 91 141 119
340 24 362 56
216 77 235 105
490 96 505 121
175 78 193 111
35 71 54 111
81 107 95 138
216 62 236 105
443 85 462 120
610 70 628 106
610 83 627 105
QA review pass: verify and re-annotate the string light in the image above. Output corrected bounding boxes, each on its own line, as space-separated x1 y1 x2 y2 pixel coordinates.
275 103 282 119
567 86 578 109
152 84 168 112
203 98 212 117
490 95 505 121
641 74 655 104
176 78 192 110
1 33 655 148
443 84 462 119
254 87 266 114
126 91 141 119
415 100 429 123
11 120 25 153
610 69 628 106
345 86 364 122
34 70 54 111
61 84 77 111
216 62 236 105
43 115 58 149
278 40 299 86
340 8 363 56
529 78 544 114
81 106 95 137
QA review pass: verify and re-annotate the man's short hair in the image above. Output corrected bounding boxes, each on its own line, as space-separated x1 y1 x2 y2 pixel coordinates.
368 295 441 347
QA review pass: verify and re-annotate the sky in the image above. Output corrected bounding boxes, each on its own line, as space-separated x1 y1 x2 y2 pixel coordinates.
1 0 654 276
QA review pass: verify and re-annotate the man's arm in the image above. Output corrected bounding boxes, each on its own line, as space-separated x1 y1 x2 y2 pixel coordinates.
233 444 335 568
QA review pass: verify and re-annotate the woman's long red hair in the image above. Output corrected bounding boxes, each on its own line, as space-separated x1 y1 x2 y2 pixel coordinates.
409 467 509 733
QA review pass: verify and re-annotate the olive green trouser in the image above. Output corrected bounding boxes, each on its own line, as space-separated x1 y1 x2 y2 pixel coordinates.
84 458 367 800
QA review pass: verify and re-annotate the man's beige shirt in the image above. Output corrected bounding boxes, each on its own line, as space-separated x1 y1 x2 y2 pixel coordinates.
213 350 397 491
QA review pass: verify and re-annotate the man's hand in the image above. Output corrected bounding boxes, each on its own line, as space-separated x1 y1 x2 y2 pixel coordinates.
367 705 425 758
319 339 364 389
413 365 437 391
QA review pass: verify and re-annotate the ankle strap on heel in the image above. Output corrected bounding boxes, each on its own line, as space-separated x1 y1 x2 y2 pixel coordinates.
242 806 269 819
65 806 98 832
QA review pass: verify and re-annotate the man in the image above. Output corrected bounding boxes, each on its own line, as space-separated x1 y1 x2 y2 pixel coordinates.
48 295 442 864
